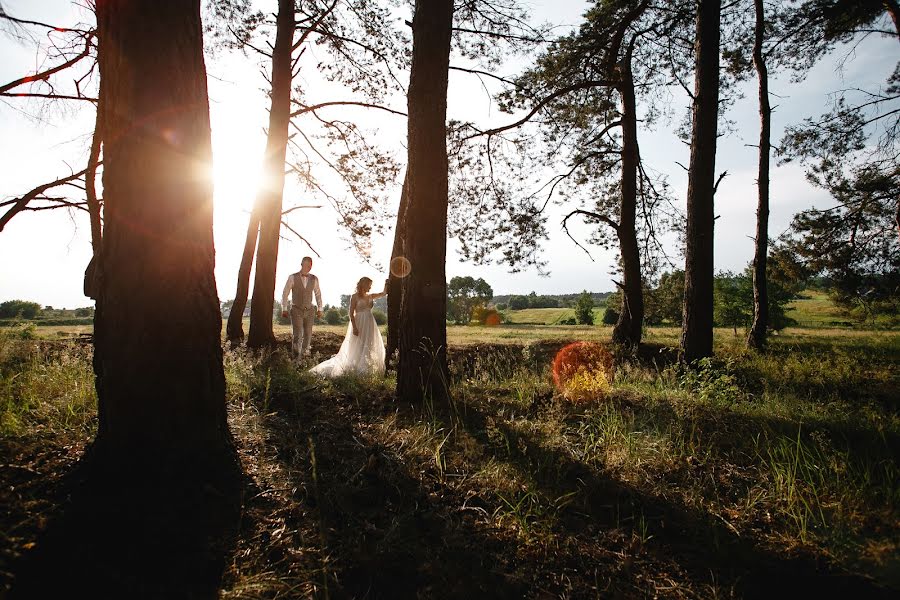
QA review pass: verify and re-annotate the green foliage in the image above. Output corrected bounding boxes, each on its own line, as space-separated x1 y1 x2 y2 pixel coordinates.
447 276 493 324
646 270 684 326
601 306 618 325
675 357 743 404
372 308 387 325
714 271 752 334
0 300 41 320
325 308 342 325
574 291 594 325
776 167 899 323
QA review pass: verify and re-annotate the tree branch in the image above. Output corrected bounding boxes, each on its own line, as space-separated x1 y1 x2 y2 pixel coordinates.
1 168 90 232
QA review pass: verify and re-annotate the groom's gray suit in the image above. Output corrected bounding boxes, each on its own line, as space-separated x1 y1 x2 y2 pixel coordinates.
281 271 323 360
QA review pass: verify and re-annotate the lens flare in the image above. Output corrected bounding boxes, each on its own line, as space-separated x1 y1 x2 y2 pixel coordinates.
390 255 412 278
551 341 614 402
484 311 501 327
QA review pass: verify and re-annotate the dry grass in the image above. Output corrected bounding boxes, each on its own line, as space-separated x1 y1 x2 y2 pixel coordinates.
1 325 898 597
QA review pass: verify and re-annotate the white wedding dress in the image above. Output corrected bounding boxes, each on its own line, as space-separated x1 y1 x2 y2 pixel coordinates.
310 295 385 377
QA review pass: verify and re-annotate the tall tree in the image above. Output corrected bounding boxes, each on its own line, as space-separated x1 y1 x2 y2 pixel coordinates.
212 0 404 346
397 0 454 402
449 0 691 348
385 170 408 368
681 0 721 362
746 0 771 350
246 0 297 348
92 0 234 468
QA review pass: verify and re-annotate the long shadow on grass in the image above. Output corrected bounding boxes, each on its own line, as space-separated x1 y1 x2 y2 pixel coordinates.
8 453 242 599
255 381 535 599
448 393 896 599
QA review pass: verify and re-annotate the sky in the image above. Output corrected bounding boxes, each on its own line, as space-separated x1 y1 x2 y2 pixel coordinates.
0 0 896 309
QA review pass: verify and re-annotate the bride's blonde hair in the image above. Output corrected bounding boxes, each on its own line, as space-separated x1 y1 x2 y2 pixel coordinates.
355 277 373 295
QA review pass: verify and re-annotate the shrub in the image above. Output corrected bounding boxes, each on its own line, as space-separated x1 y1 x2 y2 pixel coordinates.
325 308 342 325
372 309 387 325
602 307 619 325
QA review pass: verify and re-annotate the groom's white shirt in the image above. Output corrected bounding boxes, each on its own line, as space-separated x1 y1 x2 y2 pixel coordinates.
282 273 323 311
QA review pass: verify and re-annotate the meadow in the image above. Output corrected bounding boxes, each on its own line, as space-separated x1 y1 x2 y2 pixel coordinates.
1 296 898 596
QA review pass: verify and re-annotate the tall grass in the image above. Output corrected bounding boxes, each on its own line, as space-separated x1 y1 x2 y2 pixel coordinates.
0 330 96 437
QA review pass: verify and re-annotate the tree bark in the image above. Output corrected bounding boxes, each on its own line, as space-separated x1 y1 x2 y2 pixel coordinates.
612 61 644 348
385 170 409 370
247 0 295 348
83 78 103 301
681 0 721 363
92 0 234 470
884 0 900 38
225 208 260 343
397 0 453 403
747 0 771 351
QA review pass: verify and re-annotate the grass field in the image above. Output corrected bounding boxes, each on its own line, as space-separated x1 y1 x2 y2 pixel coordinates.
501 306 607 325
2 314 899 596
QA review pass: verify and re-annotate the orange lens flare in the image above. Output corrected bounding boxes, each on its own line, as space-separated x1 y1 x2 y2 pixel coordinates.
551 341 614 402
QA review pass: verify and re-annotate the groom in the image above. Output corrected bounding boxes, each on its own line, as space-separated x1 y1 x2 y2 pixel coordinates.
281 256 323 362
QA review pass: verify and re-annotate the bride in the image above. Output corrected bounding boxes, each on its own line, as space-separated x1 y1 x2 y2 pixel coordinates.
310 277 388 377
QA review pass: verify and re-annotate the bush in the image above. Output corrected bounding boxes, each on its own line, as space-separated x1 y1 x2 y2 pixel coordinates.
559 317 577 325
602 306 619 325
0 300 41 320
325 308 342 325
372 309 387 325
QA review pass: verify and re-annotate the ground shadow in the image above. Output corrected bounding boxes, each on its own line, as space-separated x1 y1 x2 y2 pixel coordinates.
255 386 536 599
447 394 896 598
8 452 242 599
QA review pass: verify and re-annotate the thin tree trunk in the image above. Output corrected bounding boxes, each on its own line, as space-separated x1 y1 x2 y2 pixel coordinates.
884 0 900 38
386 170 409 370
92 0 234 469
397 0 453 403
226 208 260 343
247 0 295 348
86 87 103 256
83 80 103 300
612 60 644 347
747 0 771 351
681 0 721 363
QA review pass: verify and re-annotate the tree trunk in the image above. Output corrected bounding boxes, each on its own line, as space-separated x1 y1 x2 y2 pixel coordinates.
83 80 103 300
612 61 644 348
225 208 260 343
884 0 900 38
681 0 721 363
92 0 234 470
386 170 409 370
397 0 453 403
747 0 771 351
247 0 295 349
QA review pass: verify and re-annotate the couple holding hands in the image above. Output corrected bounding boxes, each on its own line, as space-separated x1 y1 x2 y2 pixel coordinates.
281 256 388 377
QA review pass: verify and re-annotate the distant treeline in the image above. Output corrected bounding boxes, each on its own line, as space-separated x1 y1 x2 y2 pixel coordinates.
0 300 94 326
492 291 612 310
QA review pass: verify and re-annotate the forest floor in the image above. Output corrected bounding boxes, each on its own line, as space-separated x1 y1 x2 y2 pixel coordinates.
1 327 898 598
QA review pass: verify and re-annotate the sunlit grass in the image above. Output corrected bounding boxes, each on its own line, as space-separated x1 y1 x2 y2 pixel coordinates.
3 319 899 592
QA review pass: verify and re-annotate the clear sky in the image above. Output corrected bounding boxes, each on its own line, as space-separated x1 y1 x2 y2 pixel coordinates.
0 0 896 308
